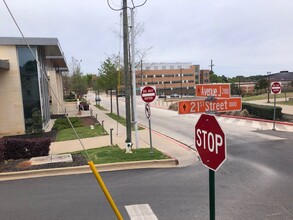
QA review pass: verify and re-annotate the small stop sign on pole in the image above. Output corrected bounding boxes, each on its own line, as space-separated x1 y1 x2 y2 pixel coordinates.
141 86 156 103
195 114 226 171
271 82 282 94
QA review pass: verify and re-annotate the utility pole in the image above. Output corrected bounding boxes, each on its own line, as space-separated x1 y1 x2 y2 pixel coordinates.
180 68 183 97
130 7 139 149
123 0 132 146
210 59 214 73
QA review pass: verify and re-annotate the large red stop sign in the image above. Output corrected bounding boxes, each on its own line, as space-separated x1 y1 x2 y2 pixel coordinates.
195 114 226 171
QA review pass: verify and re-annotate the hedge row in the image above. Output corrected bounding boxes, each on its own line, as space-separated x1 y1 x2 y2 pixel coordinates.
0 137 50 162
0 139 5 162
242 102 282 120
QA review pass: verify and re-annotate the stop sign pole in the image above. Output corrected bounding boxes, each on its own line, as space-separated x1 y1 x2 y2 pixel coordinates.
195 114 226 220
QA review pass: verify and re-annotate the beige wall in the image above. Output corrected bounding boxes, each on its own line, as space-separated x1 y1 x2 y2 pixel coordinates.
49 70 64 115
0 46 25 136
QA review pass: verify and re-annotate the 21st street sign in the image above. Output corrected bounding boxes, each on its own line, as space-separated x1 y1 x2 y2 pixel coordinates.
195 114 226 171
178 97 242 114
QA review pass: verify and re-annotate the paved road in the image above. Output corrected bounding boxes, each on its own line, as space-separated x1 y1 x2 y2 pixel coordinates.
1 128 292 220
1 93 292 219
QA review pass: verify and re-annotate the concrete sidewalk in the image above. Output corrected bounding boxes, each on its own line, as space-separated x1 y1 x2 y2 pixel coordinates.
51 102 198 167
1 102 197 181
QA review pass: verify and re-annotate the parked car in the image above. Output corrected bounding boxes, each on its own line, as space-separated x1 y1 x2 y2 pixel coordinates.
95 97 101 102
170 94 180 98
117 94 125 97
79 101 89 111
158 94 167 98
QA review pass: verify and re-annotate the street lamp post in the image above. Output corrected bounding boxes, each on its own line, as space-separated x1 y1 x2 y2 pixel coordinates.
180 68 183 98
76 59 82 73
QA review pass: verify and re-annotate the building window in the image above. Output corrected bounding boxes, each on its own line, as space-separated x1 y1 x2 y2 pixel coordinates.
154 66 158 70
178 65 182 69
170 66 174 70
17 47 40 129
162 66 166 70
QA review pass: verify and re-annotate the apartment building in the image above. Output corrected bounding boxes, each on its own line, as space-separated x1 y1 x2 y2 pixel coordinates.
135 62 209 96
0 37 68 136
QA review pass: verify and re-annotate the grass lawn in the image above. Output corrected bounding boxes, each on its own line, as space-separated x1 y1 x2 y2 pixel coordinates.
95 105 107 111
242 92 293 101
106 113 144 130
73 145 170 164
276 100 293 106
56 125 107 142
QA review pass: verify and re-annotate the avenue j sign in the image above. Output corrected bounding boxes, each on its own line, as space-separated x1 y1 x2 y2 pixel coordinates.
140 86 156 103
195 114 226 171
178 97 242 114
195 84 230 98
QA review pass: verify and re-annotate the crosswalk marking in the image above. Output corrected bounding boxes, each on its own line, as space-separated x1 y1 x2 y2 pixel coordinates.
216 116 293 132
125 204 158 220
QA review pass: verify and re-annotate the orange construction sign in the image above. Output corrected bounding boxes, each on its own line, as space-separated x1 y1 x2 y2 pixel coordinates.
195 84 230 98
178 97 242 114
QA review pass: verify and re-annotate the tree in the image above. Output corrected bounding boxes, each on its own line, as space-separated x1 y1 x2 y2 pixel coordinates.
209 72 226 83
254 77 270 91
98 58 119 114
70 73 87 99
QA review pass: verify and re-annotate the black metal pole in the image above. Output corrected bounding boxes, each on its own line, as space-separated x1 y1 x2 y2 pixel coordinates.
273 94 276 130
148 118 153 153
209 169 215 220
123 0 132 144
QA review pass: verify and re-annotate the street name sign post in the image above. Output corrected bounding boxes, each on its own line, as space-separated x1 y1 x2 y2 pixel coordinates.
195 84 231 98
271 82 282 130
195 114 226 220
141 86 156 153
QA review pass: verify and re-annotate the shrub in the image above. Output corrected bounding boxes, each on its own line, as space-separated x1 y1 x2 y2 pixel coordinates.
240 109 250 117
25 107 43 136
4 138 51 160
52 117 82 131
168 102 178 111
0 138 6 162
242 103 282 120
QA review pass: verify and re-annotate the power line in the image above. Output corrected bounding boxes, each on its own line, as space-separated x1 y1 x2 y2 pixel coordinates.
107 0 148 11
2 0 91 160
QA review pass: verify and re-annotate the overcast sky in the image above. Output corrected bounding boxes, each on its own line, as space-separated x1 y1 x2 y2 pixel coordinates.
1 0 293 77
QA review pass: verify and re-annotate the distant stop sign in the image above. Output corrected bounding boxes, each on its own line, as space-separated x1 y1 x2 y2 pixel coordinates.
195 114 226 171
141 86 156 103
271 82 282 94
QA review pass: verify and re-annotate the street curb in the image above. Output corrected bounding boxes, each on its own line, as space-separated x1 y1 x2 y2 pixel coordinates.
0 159 178 182
217 114 293 126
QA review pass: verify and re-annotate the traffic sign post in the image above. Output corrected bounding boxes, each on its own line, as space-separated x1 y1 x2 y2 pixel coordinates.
141 86 156 153
145 104 153 153
195 114 226 220
271 82 282 130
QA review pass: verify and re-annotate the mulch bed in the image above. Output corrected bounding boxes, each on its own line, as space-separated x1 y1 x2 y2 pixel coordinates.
0 116 98 173
0 154 88 173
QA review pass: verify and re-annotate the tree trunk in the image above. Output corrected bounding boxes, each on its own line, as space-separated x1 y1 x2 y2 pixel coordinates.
110 89 113 114
116 83 120 116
